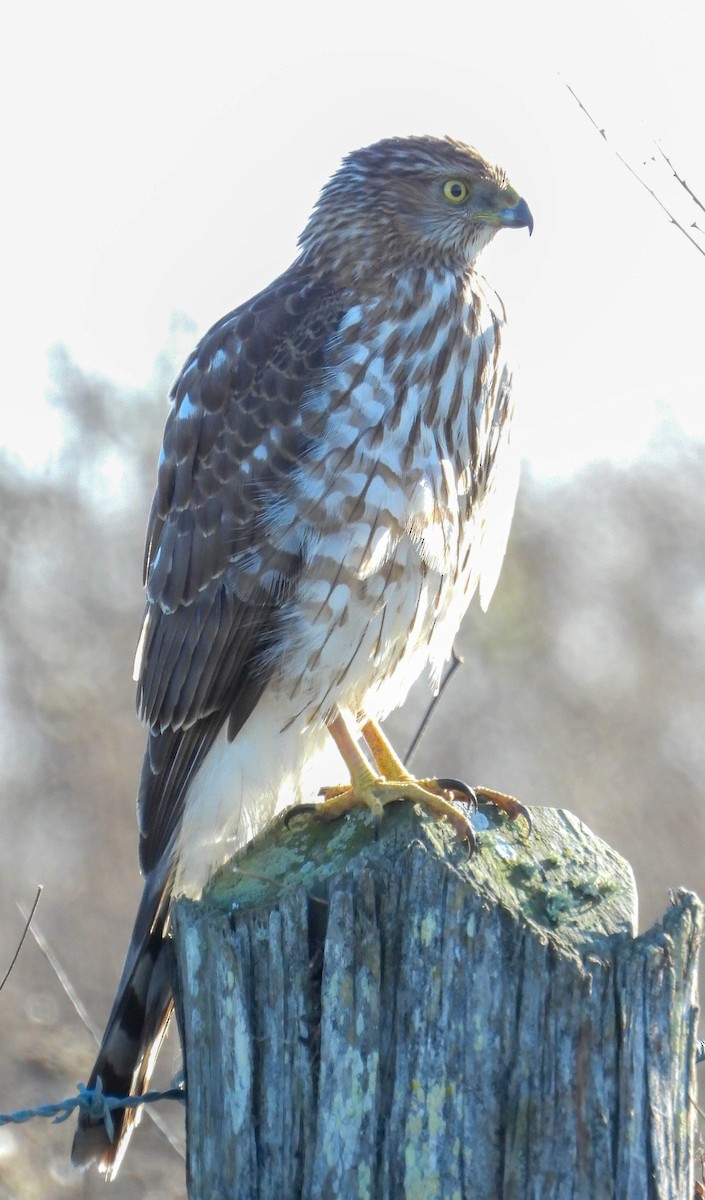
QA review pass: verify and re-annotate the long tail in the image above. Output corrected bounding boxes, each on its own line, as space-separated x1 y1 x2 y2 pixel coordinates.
71 869 173 1180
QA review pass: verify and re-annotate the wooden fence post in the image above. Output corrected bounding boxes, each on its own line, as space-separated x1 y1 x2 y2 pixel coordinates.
172 801 702 1200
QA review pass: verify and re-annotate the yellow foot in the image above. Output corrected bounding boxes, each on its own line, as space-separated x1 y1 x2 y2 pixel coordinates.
360 717 532 839
472 785 533 833
283 710 531 853
286 769 477 846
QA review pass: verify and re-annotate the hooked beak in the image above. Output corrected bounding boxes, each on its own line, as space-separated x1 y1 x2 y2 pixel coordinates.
497 195 534 235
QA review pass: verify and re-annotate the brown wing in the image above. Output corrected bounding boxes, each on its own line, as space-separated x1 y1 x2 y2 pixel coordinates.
135 265 343 873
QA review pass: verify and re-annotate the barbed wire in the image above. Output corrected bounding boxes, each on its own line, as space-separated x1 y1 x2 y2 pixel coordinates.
3 1040 702 1134
0 1079 185 1142
1 1042 701 1145
13 898 186 1159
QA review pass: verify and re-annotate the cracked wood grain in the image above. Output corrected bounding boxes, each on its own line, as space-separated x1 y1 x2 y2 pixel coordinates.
172 802 702 1200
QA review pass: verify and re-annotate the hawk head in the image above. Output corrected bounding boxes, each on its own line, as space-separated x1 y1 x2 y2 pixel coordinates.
300 134 533 279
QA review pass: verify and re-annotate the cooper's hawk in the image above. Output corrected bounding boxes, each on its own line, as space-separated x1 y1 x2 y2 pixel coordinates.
72 134 532 1176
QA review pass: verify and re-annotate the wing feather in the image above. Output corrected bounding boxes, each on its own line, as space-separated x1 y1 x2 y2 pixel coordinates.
135 266 343 873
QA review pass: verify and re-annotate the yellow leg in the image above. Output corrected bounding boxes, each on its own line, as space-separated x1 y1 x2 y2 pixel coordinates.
360 717 407 778
285 710 531 847
362 716 531 830
286 710 476 844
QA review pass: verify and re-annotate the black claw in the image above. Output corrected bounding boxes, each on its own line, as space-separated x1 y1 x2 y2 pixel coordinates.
474 790 533 834
465 826 477 858
284 803 317 829
434 778 478 810
516 805 532 834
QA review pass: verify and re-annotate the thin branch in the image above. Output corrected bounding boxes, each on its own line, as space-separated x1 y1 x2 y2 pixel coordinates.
561 77 705 260
562 80 607 140
0 886 42 993
655 144 705 215
404 646 463 767
17 899 100 1041
613 152 705 259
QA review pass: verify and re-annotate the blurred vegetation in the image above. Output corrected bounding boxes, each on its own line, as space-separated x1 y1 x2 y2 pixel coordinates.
0 346 703 1198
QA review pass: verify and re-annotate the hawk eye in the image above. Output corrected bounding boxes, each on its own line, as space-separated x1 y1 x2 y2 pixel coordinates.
443 179 469 204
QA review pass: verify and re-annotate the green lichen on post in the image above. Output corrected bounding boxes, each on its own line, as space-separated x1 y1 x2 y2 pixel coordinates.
173 800 702 1199
204 799 637 958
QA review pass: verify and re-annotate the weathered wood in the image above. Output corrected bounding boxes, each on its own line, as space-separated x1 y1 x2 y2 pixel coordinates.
172 801 702 1200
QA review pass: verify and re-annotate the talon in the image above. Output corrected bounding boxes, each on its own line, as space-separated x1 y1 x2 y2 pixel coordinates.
302 713 531 855
430 799 477 850
284 803 318 828
433 778 478 809
474 787 532 834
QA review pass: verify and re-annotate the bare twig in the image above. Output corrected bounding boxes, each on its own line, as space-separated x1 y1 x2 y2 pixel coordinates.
561 77 705 260
562 80 607 140
0 886 42 993
655 144 705 215
404 646 464 767
17 899 101 1041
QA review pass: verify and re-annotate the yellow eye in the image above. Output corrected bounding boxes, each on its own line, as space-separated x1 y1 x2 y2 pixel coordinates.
443 179 469 204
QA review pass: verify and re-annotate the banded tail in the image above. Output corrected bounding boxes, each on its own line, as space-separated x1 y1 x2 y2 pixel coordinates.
71 870 173 1179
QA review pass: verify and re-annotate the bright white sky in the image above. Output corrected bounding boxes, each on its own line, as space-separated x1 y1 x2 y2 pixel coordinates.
2 0 704 478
